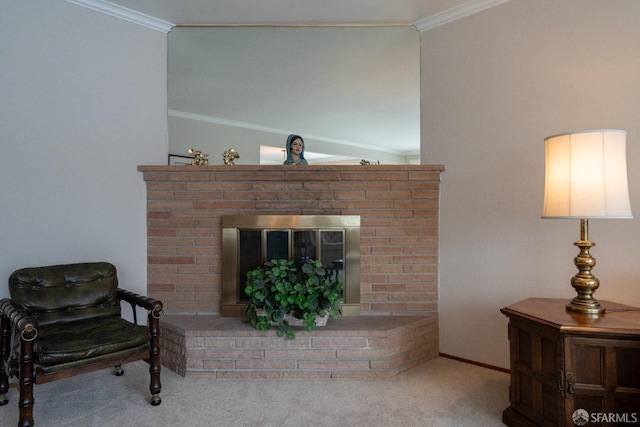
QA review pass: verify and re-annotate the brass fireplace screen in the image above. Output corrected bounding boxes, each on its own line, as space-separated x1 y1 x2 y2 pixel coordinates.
221 215 360 316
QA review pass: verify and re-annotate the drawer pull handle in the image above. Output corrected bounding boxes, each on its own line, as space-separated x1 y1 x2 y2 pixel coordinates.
557 370 563 394
566 372 575 395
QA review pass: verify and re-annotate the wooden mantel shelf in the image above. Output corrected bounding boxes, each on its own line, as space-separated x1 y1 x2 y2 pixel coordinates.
138 164 446 173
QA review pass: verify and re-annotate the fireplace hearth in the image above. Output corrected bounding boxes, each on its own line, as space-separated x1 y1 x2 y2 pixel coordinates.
138 164 444 378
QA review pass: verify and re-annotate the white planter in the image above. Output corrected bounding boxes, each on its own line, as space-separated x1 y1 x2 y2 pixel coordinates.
256 308 329 327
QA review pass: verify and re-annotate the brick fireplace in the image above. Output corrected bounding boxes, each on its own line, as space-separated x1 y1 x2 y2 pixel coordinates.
138 164 444 378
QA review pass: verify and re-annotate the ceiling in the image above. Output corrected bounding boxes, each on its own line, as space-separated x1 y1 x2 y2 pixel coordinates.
101 0 477 27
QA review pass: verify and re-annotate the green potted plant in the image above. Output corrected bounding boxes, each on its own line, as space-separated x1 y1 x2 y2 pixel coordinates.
245 258 344 339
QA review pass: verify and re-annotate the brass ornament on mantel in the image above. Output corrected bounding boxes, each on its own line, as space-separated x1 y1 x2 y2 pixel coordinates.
222 148 239 165
188 148 209 165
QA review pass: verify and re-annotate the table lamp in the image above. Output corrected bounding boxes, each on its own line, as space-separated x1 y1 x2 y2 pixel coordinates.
542 129 633 314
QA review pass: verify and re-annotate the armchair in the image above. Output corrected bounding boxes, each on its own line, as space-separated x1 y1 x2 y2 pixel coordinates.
0 262 162 427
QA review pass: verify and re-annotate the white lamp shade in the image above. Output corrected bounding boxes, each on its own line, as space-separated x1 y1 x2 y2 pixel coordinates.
542 129 633 219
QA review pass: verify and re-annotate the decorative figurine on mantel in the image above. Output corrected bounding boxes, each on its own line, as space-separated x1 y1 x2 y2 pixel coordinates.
283 134 308 165
188 148 209 165
222 148 239 165
360 159 380 165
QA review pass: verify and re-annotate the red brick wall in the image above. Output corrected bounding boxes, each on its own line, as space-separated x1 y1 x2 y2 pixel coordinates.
138 165 443 315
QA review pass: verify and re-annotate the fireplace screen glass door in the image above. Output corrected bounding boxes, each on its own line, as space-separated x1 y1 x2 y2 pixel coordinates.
237 229 344 304
222 215 360 316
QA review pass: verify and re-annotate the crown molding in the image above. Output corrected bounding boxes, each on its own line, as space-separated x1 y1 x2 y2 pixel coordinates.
67 0 506 34
65 0 174 33
413 0 510 32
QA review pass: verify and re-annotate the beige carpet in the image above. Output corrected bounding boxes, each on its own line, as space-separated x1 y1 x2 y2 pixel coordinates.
1 357 509 427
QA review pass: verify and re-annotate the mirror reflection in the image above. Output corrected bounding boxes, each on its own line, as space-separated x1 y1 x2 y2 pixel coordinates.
168 26 421 165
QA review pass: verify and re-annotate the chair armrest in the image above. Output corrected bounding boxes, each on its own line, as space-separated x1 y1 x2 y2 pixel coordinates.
117 289 163 318
0 298 38 341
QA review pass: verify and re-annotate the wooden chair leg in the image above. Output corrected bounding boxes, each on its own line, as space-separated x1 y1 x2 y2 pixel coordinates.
148 309 161 406
0 315 9 406
18 339 34 427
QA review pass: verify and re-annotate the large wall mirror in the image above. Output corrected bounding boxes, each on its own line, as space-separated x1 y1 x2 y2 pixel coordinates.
168 26 420 165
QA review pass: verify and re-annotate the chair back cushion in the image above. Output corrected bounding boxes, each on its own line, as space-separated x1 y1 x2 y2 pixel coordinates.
9 262 121 325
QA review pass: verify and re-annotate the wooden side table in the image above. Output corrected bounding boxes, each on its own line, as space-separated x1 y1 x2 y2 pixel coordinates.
501 298 640 426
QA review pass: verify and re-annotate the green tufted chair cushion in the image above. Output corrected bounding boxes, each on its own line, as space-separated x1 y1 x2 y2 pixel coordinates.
8 262 150 368
9 262 121 325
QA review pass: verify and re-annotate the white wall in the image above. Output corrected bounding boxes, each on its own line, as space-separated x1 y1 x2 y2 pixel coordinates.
0 1 168 306
422 0 640 368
